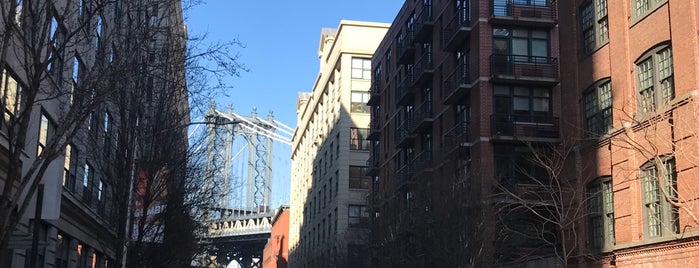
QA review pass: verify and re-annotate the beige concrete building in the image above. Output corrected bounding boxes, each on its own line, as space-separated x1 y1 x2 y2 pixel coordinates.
289 20 389 268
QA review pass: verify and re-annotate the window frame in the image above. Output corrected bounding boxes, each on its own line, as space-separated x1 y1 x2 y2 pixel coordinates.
640 156 679 238
349 127 370 151
37 111 56 156
579 0 609 55
587 176 615 251
350 90 371 113
351 57 371 79
635 45 674 115
348 204 370 227
1 68 23 125
493 85 552 120
632 0 668 20
349 165 371 190
582 79 612 138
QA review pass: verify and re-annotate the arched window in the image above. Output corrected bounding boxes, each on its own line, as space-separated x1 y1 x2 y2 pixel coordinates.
635 44 673 115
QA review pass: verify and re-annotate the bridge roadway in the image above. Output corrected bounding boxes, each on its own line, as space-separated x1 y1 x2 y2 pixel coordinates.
202 208 275 268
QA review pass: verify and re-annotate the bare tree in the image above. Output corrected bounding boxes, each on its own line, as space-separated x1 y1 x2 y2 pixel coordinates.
0 0 121 253
491 141 591 268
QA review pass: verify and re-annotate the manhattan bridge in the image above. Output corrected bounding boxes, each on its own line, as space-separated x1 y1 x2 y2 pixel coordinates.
192 101 293 268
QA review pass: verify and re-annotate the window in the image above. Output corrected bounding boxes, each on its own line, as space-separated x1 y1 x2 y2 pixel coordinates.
583 79 612 138
494 145 549 185
349 166 371 190
633 0 667 18
587 177 615 250
351 57 371 79
494 85 551 119
512 0 547 6
636 45 673 114
96 15 103 48
103 112 112 155
493 28 549 62
348 205 369 227
83 163 93 203
641 157 678 238
349 128 370 150
63 144 79 192
1 69 22 123
37 112 56 156
580 0 608 54
351 91 370 113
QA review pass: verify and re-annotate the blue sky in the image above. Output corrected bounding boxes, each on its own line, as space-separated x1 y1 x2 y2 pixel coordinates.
185 0 403 207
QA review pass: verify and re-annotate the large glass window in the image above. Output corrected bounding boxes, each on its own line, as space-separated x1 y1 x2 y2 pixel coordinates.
587 177 615 250
636 46 673 114
641 157 678 238
580 0 608 54
350 91 370 113
494 85 551 119
351 57 371 79
1 69 22 124
583 79 612 138
349 166 371 190
493 28 549 62
37 112 56 156
348 205 370 227
349 127 370 151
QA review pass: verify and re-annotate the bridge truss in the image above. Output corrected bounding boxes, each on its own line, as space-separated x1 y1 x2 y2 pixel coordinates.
202 101 293 212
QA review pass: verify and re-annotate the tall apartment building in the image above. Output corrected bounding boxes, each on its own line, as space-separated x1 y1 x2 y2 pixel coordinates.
0 0 188 267
368 1 561 267
558 0 699 266
289 21 389 268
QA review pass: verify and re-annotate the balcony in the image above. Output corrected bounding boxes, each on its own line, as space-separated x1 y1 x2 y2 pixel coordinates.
442 120 471 158
490 54 558 85
395 118 415 148
412 52 434 87
396 29 415 64
442 61 471 105
395 163 415 191
413 5 434 42
491 114 560 141
367 79 381 106
490 0 557 27
367 116 380 140
411 101 433 133
366 152 380 176
412 150 433 176
395 71 415 106
442 1 471 51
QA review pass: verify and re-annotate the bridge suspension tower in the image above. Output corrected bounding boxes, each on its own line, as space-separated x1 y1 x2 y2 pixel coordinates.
203 101 293 212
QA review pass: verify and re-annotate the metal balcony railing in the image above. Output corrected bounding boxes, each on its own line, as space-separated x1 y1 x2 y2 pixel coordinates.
412 52 434 87
411 100 433 132
443 1 471 51
491 0 557 24
368 116 380 140
367 79 381 106
491 114 559 139
412 150 432 174
443 120 470 149
490 54 558 82
414 4 434 42
442 60 470 104
395 118 415 148
396 29 415 64
396 163 415 190
395 70 414 106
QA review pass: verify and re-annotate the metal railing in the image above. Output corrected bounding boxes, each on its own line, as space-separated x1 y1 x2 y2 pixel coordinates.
412 52 434 85
443 60 470 102
490 54 558 79
443 0 471 49
491 114 559 139
491 0 557 21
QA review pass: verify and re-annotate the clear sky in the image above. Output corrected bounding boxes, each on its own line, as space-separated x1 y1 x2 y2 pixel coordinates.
185 0 403 207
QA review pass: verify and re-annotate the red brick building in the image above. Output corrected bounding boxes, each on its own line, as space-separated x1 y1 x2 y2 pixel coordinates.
263 206 290 268
559 0 699 267
368 0 562 267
